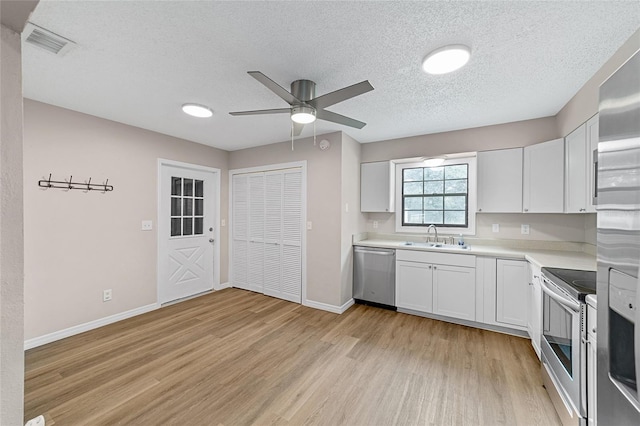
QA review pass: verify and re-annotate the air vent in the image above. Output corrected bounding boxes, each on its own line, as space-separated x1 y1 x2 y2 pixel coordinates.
23 23 75 56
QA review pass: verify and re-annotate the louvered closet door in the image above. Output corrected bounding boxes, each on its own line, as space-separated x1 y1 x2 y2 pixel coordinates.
232 174 249 290
247 173 265 293
263 172 283 298
281 169 302 302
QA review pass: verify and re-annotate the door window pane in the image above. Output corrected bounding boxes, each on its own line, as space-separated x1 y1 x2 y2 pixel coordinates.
171 177 182 196
171 218 181 236
171 197 181 216
183 198 193 216
183 179 193 196
195 180 204 197
194 199 203 216
183 218 193 236
194 218 203 235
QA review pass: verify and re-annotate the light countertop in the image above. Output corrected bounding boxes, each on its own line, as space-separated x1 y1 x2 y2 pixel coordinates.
354 238 596 271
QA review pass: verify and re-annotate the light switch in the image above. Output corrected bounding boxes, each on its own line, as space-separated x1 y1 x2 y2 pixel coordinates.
221 219 226 226
345 203 349 213
521 224 530 235
141 220 153 231
307 221 312 230
492 224 500 233
373 221 379 229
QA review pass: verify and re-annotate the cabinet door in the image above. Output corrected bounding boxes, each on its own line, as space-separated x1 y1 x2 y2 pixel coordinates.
396 261 433 312
432 264 476 321
496 259 528 328
565 123 588 213
477 148 523 213
527 263 542 358
586 114 599 213
523 138 565 213
361 162 394 212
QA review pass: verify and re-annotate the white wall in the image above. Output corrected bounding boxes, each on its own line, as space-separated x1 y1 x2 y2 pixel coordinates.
229 132 344 307
0 23 25 426
340 133 366 304
23 100 229 340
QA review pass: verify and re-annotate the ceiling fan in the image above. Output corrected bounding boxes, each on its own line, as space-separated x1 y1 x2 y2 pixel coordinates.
229 71 374 136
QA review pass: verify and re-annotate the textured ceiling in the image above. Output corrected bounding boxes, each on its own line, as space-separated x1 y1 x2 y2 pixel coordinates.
22 1 640 151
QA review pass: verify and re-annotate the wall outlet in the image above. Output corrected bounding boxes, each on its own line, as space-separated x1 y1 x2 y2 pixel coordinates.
141 220 153 231
103 289 112 302
307 221 312 230
521 224 530 235
373 220 379 229
492 224 500 233
25 415 45 426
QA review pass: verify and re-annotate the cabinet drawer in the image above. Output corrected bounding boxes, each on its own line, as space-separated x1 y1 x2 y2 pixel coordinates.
587 305 597 338
396 249 475 267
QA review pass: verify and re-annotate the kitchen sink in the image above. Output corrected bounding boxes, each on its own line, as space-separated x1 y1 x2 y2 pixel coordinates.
402 241 470 250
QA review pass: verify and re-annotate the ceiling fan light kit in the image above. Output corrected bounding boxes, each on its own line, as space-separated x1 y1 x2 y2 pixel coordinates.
422 44 471 75
291 105 316 124
182 103 213 118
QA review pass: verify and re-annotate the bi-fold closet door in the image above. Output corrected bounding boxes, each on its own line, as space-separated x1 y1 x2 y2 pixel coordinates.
232 168 302 303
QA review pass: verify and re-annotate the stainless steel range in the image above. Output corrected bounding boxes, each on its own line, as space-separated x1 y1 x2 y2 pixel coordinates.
540 267 596 426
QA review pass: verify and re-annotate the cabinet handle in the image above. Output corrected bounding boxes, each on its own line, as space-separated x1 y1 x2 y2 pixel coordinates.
580 208 586 212
433 266 437 270
524 208 529 212
428 265 432 269
592 328 596 334
478 208 482 212
533 275 539 279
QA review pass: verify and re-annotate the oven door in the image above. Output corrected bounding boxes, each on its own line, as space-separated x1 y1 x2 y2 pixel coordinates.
541 276 584 418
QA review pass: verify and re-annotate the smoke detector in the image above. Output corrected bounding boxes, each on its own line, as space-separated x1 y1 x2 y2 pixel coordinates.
23 22 75 56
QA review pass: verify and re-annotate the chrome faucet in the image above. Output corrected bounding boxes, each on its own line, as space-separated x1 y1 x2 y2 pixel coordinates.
426 224 438 243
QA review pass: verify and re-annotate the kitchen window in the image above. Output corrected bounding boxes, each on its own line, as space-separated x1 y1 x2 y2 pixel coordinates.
395 157 476 234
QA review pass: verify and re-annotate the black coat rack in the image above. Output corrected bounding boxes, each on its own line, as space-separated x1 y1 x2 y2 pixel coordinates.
38 174 114 192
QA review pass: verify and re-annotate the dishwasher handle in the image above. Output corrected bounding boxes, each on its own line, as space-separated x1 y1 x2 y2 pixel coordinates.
354 247 395 256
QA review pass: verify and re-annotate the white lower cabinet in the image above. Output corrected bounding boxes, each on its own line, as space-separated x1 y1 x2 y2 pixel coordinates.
587 303 597 426
396 260 433 312
527 262 542 359
396 250 476 321
496 259 529 328
432 264 476 321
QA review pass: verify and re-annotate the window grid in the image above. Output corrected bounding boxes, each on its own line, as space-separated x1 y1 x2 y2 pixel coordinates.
402 164 468 227
170 177 204 237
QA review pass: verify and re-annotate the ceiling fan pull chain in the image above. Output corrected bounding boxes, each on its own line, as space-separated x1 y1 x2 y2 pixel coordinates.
291 121 295 151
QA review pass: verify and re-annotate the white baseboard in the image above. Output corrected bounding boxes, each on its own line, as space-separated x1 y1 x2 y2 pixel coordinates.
216 281 231 290
24 303 159 350
304 298 354 314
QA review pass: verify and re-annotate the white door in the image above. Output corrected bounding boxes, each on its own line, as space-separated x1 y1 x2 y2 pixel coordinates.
248 173 265 293
232 174 249 290
159 164 216 304
280 169 302 302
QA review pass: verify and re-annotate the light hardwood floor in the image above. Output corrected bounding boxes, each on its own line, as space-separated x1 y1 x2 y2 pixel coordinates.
25 289 561 425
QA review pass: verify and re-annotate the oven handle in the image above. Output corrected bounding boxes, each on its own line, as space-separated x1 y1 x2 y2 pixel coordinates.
540 278 581 312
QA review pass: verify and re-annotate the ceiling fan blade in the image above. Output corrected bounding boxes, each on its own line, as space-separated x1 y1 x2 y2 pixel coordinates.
292 122 304 137
309 80 374 109
229 108 291 116
316 109 366 129
248 71 300 105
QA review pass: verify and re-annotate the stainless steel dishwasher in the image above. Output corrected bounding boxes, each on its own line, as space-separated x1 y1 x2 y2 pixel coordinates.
353 246 396 310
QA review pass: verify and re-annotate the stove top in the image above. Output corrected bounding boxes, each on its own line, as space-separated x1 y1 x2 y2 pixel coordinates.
541 267 596 302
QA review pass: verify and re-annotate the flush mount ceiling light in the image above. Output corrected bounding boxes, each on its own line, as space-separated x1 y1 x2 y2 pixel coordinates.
182 103 213 118
291 105 317 124
422 44 471 75
423 157 446 167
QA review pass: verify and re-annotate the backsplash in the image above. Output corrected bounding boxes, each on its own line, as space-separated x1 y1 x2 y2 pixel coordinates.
366 212 596 244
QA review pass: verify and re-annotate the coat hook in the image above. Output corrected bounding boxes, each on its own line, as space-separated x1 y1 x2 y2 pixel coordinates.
68 175 73 190
47 173 52 188
103 179 109 192
86 177 92 191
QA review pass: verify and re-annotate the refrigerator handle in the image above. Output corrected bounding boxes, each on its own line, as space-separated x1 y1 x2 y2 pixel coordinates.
592 148 598 206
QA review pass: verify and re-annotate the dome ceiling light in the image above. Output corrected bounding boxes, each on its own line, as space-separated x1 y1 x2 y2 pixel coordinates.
182 103 213 118
422 45 471 75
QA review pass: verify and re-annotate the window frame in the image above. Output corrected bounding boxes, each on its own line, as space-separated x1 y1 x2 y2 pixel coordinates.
395 157 477 235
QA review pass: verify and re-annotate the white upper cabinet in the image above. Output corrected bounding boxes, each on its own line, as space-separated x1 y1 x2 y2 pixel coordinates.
523 138 565 213
564 114 599 213
477 148 523 213
586 114 599 213
565 123 588 213
361 161 395 213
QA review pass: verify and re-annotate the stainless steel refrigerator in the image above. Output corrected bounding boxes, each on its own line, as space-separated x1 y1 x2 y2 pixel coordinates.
597 48 640 425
